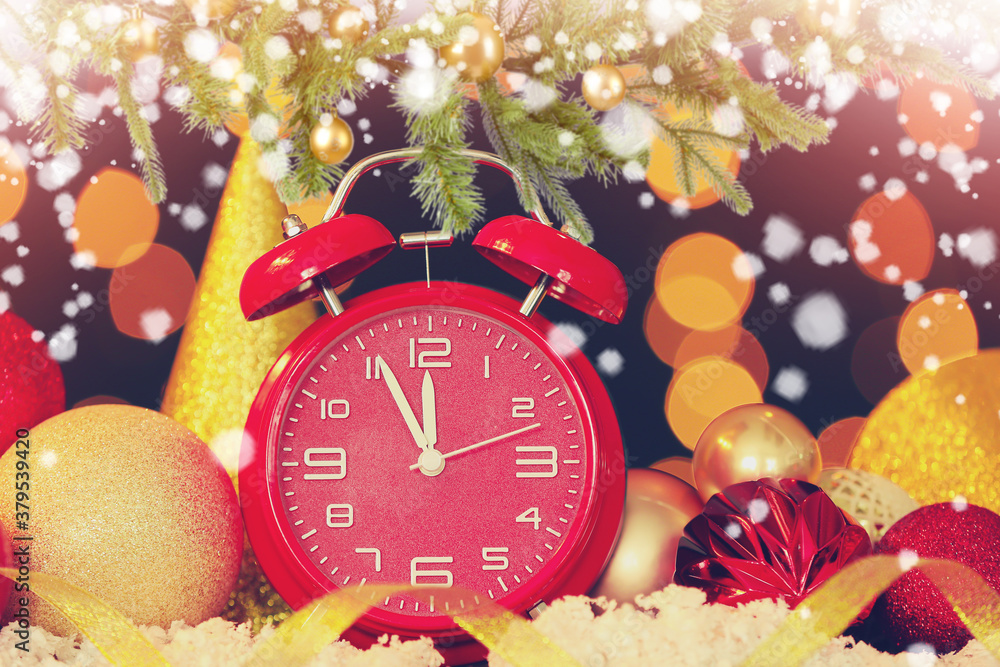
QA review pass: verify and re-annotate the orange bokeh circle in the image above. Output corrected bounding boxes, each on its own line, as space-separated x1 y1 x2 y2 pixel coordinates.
665 355 763 450
898 76 980 152
818 416 865 469
289 191 335 227
109 244 196 341
897 288 978 375
643 295 694 366
0 139 27 224
649 456 696 486
674 325 769 391
647 135 741 209
655 233 755 331
847 190 934 285
74 168 159 268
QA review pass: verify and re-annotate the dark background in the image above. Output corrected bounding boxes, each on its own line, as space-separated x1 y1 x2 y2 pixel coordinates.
3 51 999 467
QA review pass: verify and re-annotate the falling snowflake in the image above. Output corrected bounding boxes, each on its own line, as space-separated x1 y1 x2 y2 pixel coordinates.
761 214 804 262
596 348 624 377
48 324 78 362
202 163 228 190
180 205 208 232
809 236 848 266
0 221 19 243
549 322 587 357
140 308 173 343
956 228 997 268
883 177 907 201
768 282 791 306
747 498 771 523
0 291 9 313
791 292 849 350
858 173 877 192
1 264 24 287
772 366 809 402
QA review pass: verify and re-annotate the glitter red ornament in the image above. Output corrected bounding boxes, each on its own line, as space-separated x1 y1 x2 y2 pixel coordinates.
674 478 872 608
867 502 1000 654
0 311 65 449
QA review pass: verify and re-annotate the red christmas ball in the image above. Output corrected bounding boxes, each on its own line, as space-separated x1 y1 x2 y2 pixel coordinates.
870 502 1000 653
0 311 65 450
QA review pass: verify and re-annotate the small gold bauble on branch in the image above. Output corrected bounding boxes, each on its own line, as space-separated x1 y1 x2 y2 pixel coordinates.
310 115 354 164
122 16 159 62
581 64 627 111
328 4 370 44
183 0 239 21
438 12 505 83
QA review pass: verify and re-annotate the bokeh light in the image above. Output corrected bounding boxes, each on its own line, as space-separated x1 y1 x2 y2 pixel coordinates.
647 134 741 209
818 416 865 469
649 456 696 486
674 325 769 391
851 317 908 405
74 168 159 268
217 42 296 137
289 191 335 227
655 233 755 331
665 355 763 450
897 288 978 375
0 139 27 224
898 76 980 152
109 244 196 341
643 294 694 366
847 190 934 285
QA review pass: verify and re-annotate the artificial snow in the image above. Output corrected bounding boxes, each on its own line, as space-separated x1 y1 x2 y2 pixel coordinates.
596 348 624 377
761 214 804 262
791 292 849 350
957 228 997 268
809 236 848 266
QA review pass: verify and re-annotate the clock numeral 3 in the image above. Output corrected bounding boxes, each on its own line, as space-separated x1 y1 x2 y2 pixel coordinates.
320 398 350 419
304 447 347 480
482 547 509 570
409 337 452 368
515 507 542 530
511 397 535 418
515 446 558 478
410 557 454 587
326 503 354 528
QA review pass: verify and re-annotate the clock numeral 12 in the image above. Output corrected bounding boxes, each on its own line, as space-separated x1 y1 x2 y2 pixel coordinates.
410 557 454 587
409 337 452 368
320 398 350 419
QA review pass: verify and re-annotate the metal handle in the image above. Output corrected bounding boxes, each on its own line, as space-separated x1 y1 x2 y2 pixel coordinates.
322 148 553 227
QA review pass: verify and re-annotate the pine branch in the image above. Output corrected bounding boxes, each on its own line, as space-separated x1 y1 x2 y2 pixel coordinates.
112 64 167 203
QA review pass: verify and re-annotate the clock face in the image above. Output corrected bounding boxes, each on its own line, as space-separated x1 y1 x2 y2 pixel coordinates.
264 297 597 628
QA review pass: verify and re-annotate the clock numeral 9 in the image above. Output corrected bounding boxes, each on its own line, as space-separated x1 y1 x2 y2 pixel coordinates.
320 398 349 419
511 397 535 418
304 447 346 480
409 337 452 368
482 547 509 571
410 556 454 587
515 446 558 478
515 507 541 530
326 503 354 528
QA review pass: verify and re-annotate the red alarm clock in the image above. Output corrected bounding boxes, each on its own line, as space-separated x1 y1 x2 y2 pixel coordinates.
239 149 627 663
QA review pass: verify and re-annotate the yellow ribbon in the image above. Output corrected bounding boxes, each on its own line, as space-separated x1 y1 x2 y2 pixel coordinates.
742 555 1000 666
246 584 581 667
0 567 171 666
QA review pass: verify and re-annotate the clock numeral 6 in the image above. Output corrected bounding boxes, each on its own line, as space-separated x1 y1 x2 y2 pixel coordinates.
515 507 541 530
515 446 558 478
409 337 452 368
320 398 350 420
325 503 354 528
511 397 535 418
410 556 454 587
304 447 346 480
482 547 509 571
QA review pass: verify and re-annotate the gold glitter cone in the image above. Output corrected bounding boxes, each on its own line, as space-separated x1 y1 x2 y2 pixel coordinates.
162 136 315 630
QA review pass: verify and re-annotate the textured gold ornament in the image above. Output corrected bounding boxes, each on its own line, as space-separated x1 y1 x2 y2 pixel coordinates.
850 350 1000 514
161 137 315 626
183 0 238 20
439 12 505 83
327 5 369 44
310 117 354 164
819 468 919 544
122 17 159 62
581 64 627 111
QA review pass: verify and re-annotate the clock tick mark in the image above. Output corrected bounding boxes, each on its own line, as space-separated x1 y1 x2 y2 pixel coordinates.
544 387 560 397
546 527 562 537
495 334 506 349
288 506 298 511
488 590 494 599
383 323 389 332
415 602 419 612
284 492 295 497
460 599 465 609
569 445 579 449
281 477 291 482
283 432 295 437
369 329 375 337
497 577 508 592
535 555 544 563
319 365 327 372
472 322 477 331
310 545 319 552
358 578 366 589
331 354 338 362
342 344 349 352
355 335 366 350
559 517 569 524
513 575 521 584
428 315 432 332
568 490 578 494
511 342 518 351
301 390 317 399
523 352 530 360
445 601 450 612
282 447 293 452
485 327 491 336
542 374 551 382
458 318 463 327
294 403 303 409
398 319 403 328
281 461 298 466
567 429 577 435
301 529 317 540
413 316 417 326
383 597 390 606
533 363 541 370
443 316 447 325
562 415 573 420
343 576 350 585
474 596 481 605
309 377 318 384
544 543 553 550
319 557 328 564
563 459 580 464
331 567 339 576
565 504 574 509
430 596 435 613
570 474 580 479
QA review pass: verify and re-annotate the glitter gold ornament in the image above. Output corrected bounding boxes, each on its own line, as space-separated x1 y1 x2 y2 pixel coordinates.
327 4 369 44
819 468 919 544
122 16 159 62
850 349 1000 514
581 64 627 111
310 117 354 165
161 137 315 626
183 0 238 21
439 12 505 83
0 405 243 636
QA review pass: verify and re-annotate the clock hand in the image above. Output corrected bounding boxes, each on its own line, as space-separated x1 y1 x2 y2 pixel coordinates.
376 355 428 450
422 370 437 448
408 422 542 471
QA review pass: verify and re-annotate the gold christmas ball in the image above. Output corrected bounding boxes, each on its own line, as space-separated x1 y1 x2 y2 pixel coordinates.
819 468 919 544
0 405 243 636
122 18 159 62
183 0 239 21
589 469 703 603
438 12 505 83
692 403 822 502
310 117 354 164
581 64 627 111
328 5 370 44
850 349 1000 514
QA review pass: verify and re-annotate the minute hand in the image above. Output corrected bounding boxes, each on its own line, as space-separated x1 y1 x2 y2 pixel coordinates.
408 422 541 471
377 355 428 450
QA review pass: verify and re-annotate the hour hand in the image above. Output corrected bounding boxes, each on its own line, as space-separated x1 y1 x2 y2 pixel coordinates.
376 355 428 450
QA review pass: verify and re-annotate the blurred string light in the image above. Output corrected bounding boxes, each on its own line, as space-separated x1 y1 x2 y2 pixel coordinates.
109 244 195 342
848 190 934 286
73 168 159 269
897 288 978 374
